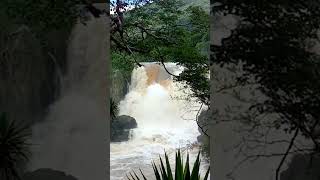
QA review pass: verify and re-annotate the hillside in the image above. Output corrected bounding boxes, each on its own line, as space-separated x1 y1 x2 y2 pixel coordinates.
180 0 209 13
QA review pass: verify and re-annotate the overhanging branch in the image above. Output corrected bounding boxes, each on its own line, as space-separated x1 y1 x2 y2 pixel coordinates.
275 127 299 180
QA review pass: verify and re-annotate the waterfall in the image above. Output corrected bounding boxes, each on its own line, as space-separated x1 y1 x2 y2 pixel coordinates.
28 10 108 180
111 63 209 180
47 51 64 99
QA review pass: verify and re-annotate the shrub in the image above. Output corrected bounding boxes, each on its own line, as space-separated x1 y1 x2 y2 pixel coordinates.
0 113 31 180
127 150 210 180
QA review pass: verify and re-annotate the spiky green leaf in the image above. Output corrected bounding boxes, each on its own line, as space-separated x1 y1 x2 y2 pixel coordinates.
190 151 201 180
183 153 190 180
165 152 174 180
204 167 210 180
152 161 162 180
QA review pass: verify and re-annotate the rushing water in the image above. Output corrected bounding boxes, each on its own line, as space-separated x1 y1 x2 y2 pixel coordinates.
28 14 108 180
25 11 209 179
111 63 209 180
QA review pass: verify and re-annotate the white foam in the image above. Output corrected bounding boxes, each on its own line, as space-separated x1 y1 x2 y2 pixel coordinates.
111 63 207 180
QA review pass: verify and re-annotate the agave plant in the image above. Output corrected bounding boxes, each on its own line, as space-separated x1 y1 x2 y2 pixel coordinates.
0 112 31 180
127 150 210 180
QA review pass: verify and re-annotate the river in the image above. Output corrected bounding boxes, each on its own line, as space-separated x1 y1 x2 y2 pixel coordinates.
110 63 210 180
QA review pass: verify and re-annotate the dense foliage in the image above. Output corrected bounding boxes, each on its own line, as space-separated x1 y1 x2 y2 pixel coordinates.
0 0 82 42
112 51 136 81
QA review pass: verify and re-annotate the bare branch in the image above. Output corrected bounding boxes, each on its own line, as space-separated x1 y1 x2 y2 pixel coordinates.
195 103 209 137
275 128 299 180
132 23 177 45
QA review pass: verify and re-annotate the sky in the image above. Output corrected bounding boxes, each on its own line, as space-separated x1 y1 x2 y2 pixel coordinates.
110 0 150 14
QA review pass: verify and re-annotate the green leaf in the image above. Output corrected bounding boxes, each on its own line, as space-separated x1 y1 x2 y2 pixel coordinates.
139 169 148 180
204 167 210 180
152 161 162 180
175 150 184 180
159 155 168 179
0 112 31 179
132 150 208 180
165 152 173 180
190 151 201 180
183 153 190 180
130 172 136 180
133 170 141 180
127 174 132 180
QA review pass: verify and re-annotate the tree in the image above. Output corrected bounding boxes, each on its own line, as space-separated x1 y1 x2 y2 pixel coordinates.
211 0 320 179
110 0 210 106
0 0 82 37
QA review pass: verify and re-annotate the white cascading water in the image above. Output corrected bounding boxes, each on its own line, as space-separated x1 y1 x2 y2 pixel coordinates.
28 12 108 180
111 63 209 180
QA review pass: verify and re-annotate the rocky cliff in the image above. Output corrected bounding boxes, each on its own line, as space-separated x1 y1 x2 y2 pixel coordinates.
0 23 70 125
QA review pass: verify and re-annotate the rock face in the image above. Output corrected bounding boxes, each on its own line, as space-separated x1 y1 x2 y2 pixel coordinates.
23 168 78 180
111 115 137 142
28 10 109 180
197 109 211 141
281 154 320 180
113 115 137 129
111 70 129 104
0 25 70 125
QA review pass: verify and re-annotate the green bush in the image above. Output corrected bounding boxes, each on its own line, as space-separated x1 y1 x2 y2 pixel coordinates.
127 150 210 180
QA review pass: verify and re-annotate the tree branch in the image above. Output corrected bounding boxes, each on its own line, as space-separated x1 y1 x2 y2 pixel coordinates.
195 103 209 137
275 127 299 180
132 23 177 45
110 35 148 54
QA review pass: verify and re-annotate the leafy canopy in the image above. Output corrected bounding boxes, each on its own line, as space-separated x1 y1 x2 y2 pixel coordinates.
111 0 210 105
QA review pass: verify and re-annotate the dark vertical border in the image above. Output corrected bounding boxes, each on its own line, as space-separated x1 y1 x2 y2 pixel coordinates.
106 1 111 179
209 0 214 179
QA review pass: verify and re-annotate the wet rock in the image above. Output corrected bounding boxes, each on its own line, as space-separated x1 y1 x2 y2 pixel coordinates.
111 115 137 142
281 154 320 180
113 115 137 129
0 23 70 125
111 70 129 104
111 129 133 142
23 168 78 180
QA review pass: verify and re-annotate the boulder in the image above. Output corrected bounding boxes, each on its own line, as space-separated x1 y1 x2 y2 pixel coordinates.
23 168 77 180
113 115 137 129
111 115 137 142
281 154 320 180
